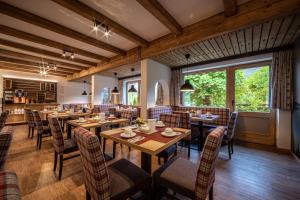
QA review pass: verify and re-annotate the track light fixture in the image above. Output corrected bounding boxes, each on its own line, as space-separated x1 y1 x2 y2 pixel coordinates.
62 50 75 60
93 19 111 40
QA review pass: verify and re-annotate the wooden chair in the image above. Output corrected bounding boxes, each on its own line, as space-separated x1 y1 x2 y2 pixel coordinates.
153 126 225 200
33 111 51 150
48 117 79 180
74 127 152 200
25 109 35 138
224 112 238 159
157 113 180 164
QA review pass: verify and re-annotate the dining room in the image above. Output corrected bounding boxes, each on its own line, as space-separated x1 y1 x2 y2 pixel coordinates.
0 0 300 199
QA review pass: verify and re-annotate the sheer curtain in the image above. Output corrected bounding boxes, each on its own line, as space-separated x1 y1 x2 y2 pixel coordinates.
118 80 123 104
156 82 164 105
170 68 183 106
271 49 294 111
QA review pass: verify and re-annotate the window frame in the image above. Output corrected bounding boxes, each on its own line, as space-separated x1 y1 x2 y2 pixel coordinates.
126 80 140 105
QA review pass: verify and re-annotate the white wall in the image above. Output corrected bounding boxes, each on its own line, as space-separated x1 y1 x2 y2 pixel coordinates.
91 74 117 105
140 59 171 118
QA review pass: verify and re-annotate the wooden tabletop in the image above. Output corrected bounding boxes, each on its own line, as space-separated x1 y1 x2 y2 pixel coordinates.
67 118 128 129
48 112 95 119
101 127 190 156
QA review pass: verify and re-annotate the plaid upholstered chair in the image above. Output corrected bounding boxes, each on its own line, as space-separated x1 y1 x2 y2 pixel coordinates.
74 127 152 200
0 171 21 200
154 126 225 200
33 111 51 150
157 114 180 164
108 107 117 116
0 126 13 170
224 112 238 159
0 111 9 131
48 117 79 180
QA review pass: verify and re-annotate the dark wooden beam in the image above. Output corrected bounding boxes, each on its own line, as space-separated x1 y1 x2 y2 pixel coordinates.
0 49 84 71
136 0 182 34
51 0 149 47
223 0 237 17
0 63 68 77
0 38 97 66
0 1 125 55
0 25 109 62
0 56 75 74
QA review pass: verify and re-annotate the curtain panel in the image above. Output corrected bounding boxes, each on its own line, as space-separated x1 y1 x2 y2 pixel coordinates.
170 68 183 106
118 80 123 104
155 82 164 105
271 50 294 111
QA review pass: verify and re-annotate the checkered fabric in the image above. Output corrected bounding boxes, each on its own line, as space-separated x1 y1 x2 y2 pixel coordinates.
0 126 13 170
174 106 230 126
159 114 180 128
226 112 238 140
33 111 44 135
48 117 64 155
25 109 35 128
0 111 9 130
74 127 110 200
0 171 21 200
120 110 134 126
195 126 225 200
93 104 117 114
108 108 116 116
173 111 190 129
147 106 173 120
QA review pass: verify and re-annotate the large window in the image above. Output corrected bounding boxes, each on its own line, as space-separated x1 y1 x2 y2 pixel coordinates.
126 81 139 105
235 65 270 112
183 70 227 107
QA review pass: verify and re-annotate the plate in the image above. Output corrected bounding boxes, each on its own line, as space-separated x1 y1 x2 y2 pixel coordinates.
156 124 166 127
76 120 86 123
161 132 177 137
120 132 136 138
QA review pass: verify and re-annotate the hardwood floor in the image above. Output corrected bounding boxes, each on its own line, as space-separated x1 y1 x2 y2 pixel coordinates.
4 125 300 200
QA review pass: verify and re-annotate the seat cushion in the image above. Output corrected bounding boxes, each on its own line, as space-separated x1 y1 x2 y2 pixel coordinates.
63 138 78 154
159 157 197 197
0 171 21 200
108 159 151 200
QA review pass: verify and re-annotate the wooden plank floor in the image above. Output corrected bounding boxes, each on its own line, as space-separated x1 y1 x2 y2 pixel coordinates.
4 125 300 200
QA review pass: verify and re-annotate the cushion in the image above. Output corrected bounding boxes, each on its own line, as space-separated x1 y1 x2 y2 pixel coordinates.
0 171 21 200
108 159 151 199
160 157 197 195
63 138 78 154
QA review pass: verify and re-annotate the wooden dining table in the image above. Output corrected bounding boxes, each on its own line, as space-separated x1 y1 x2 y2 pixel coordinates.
101 127 191 174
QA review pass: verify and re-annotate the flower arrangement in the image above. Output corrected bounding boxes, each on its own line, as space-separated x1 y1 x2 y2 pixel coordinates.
136 117 145 127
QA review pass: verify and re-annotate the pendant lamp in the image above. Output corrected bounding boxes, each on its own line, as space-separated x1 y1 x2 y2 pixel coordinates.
128 68 137 93
111 73 120 94
81 80 88 95
180 53 194 92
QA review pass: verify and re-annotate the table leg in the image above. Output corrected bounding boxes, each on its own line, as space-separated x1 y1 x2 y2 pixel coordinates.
67 123 72 139
141 152 152 174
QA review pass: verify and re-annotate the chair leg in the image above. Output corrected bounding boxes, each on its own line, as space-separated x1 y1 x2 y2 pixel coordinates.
36 134 40 149
53 151 58 171
174 145 178 156
209 186 214 200
59 155 63 180
128 146 131 152
86 191 91 200
113 141 116 158
39 135 42 150
228 141 231 160
187 141 191 158
231 140 234 154
163 156 168 164
102 138 106 153
31 127 34 139
158 157 161 165
27 126 31 138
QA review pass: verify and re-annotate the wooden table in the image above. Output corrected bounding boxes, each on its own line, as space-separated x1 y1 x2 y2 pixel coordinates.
67 118 128 139
101 127 190 174
190 114 219 123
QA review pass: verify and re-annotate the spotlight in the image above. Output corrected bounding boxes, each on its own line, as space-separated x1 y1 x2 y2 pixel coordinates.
62 51 66 57
70 53 74 60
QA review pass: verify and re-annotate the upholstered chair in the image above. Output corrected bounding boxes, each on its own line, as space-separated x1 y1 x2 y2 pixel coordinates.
154 126 225 200
48 117 79 180
33 111 51 150
25 109 35 138
224 112 239 159
0 111 9 131
0 126 13 170
74 127 151 200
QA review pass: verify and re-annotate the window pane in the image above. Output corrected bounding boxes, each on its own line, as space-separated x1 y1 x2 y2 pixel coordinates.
127 82 139 105
235 66 270 112
183 71 226 107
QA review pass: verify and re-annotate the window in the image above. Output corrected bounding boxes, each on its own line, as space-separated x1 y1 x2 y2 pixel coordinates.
235 65 270 112
183 70 226 107
102 88 111 104
126 81 139 105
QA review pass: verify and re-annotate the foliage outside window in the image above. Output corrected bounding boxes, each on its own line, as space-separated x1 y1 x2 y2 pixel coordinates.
102 88 110 104
235 66 270 112
183 71 227 107
127 82 139 105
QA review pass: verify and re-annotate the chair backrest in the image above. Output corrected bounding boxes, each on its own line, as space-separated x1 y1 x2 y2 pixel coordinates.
172 111 190 129
48 117 64 155
0 111 9 130
227 112 238 139
0 126 13 170
195 126 225 200
33 111 43 135
74 127 110 200
24 109 35 127
120 110 133 120
108 108 116 116
159 113 180 128
147 106 173 120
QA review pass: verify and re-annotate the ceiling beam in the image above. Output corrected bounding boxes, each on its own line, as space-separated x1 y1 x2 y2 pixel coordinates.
0 1 125 55
0 63 67 77
67 0 300 80
222 0 237 17
0 38 97 66
51 0 149 47
0 56 75 74
0 49 84 71
136 0 182 34
0 25 109 62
